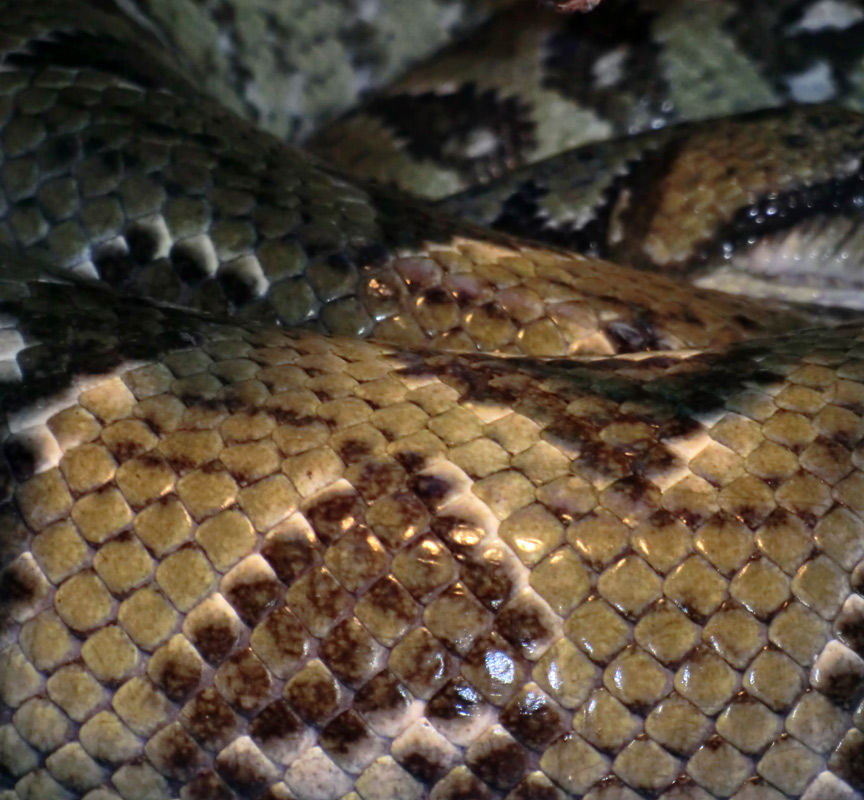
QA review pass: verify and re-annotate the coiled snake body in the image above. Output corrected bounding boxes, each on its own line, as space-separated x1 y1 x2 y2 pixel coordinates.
3 2 864 799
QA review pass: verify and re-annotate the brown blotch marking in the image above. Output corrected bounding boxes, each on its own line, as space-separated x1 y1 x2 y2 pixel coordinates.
284 667 341 725
189 619 241 665
249 700 304 748
353 670 411 717
816 433 855 461
4 437 37 481
500 690 566 751
736 505 766 531
508 781 562 800
319 618 380 686
395 450 426 473
261 531 322 583
408 473 452 508
434 766 495 800
164 452 200 474
573 440 629 484
216 745 274 794
831 731 864 791
670 504 706 531
151 724 203 780
797 509 819 529
495 602 553 654
541 415 594 451
182 688 241 751
397 749 450 784
319 709 372 756
337 438 372 466
201 460 229 475
181 771 236 800
852 563 864 597
817 654 864 709
632 444 677 481
467 737 528 789
224 576 283 626
461 550 515 611
151 649 202 702
350 459 406 502
422 286 453 306
0 556 42 615
364 575 419 624
292 566 352 627
269 409 319 427
217 649 272 712
252 607 309 665
395 631 451 690
427 678 484 722
431 515 484 557
606 473 659 508
305 492 366 544
132 451 167 471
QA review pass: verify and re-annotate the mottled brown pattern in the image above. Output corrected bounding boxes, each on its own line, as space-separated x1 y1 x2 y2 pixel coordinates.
2 1 864 799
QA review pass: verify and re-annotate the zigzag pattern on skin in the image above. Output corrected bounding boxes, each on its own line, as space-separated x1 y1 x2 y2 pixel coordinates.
2 2 864 800
118 0 518 141
439 105 864 309
308 0 864 198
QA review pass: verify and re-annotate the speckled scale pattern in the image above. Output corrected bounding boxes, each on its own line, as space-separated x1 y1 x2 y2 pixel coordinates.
2 263 864 800
0 28 821 357
309 0 864 199
438 104 864 309
2 0 864 799
124 0 517 141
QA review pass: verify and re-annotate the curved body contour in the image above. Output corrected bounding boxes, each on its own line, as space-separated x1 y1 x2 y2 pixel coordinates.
2 2 864 800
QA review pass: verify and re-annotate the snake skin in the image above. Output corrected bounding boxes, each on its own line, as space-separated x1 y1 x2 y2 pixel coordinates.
308 0 864 198
110 0 517 142
439 105 864 310
2 2 864 800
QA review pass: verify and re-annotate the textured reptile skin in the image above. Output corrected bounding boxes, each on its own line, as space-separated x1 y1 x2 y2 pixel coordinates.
308 0 864 197
439 105 864 310
2 2 864 800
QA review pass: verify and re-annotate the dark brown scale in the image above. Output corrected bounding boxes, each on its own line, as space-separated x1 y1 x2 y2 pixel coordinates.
319 617 385 686
319 709 378 764
249 700 304 750
186 616 242 665
543 1 670 131
500 688 567 750
149 648 203 701
466 735 529 788
182 771 237 800
353 671 412 717
830 731 864 791
428 678 485 721
181 689 242 751
306 491 366 544
364 84 536 184
284 665 343 725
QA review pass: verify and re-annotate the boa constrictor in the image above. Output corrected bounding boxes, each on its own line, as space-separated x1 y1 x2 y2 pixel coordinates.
3 2 864 799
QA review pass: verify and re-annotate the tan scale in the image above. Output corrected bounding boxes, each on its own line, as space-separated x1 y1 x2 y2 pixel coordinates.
3 1 864 799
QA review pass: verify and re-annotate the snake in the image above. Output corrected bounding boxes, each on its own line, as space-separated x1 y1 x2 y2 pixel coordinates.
3 1 864 798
